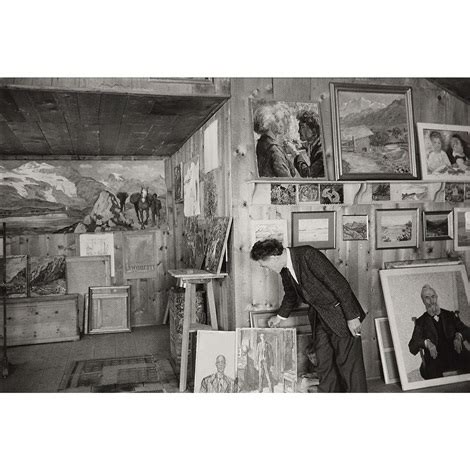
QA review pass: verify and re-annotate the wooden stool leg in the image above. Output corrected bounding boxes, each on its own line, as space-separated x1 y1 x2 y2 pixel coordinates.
206 280 218 330
179 282 195 392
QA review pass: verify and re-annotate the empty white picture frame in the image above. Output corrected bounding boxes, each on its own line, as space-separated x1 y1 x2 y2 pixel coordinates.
375 317 399 384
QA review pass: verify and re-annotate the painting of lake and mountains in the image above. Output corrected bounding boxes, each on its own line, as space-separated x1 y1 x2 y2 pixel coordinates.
0 160 166 236
332 85 416 179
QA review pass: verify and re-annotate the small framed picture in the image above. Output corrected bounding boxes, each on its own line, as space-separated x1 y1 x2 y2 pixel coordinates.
416 123 470 181
445 182 465 203
319 183 344 204
453 207 470 251
342 215 369 241
423 210 453 241
376 208 419 250
291 211 336 249
297 184 319 204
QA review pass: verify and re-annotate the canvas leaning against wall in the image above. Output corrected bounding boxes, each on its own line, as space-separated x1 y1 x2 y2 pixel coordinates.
0 160 166 236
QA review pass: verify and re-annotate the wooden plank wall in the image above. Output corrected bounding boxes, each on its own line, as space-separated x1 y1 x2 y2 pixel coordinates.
168 103 233 330
229 77 470 379
2 230 170 327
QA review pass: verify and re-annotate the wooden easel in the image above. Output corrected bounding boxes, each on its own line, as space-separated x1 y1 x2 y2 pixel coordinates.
168 269 227 392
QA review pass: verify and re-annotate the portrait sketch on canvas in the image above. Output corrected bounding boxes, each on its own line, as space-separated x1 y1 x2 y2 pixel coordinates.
194 331 237 393
236 328 297 393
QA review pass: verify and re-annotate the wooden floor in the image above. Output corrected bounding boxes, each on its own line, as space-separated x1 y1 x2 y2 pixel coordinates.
1 325 469 393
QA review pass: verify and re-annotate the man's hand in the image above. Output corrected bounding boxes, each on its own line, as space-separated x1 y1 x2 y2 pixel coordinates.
425 339 438 359
347 317 362 337
454 334 463 354
268 315 282 328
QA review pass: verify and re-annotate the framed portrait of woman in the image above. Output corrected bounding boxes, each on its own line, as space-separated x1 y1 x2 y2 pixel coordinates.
250 99 327 181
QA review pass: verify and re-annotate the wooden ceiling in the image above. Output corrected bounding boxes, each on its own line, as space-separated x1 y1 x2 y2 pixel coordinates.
429 78 470 105
0 87 228 157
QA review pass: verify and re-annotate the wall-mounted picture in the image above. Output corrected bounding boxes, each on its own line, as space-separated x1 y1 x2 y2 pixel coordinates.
250 219 288 247
30 255 66 296
374 317 399 384
271 184 296 205
330 83 417 180
416 123 470 181
236 328 297 393
379 265 470 390
0 160 167 236
0 255 28 298
371 183 390 201
251 99 326 179
292 211 336 249
423 210 453 241
376 208 419 250
342 215 369 241
453 207 470 251
174 162 183 203
297 184 319 204
445 182 464 203
122 231 159 279
183 159 200 217
396 183 429 201
465 183 470 201
319 183 344 204
194 330 236 393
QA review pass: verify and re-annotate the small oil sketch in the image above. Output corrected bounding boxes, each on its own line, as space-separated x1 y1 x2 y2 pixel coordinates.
194 331 237 393
0 255 28 298
319 183 344 204
372 183 390 201
236 328 297 393
297 184 320 204
342 215 369 241
445 183 465 203
271 184 296 205
423 211 453 241
399 184 429 201
30 255 66 296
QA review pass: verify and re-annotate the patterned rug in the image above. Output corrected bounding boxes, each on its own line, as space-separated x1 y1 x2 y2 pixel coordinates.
58 355 178 392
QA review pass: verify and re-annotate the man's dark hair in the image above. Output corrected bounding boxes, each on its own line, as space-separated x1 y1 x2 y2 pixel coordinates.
297 110 320 135
250 238 284 261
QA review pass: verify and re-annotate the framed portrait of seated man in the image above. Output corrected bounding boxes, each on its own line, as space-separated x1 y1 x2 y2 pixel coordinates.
380 264 470 391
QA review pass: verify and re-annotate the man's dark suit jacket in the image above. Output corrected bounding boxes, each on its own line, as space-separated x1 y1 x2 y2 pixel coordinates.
408 308 470 356
278 245 366 337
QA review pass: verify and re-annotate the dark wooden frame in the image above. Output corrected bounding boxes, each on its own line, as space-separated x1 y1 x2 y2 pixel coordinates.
422 210 453 241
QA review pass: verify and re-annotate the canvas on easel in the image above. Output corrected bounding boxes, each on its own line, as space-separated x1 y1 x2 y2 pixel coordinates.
203 216 232 274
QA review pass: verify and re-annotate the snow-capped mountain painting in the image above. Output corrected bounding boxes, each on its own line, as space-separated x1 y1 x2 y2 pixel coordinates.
0 160 167 235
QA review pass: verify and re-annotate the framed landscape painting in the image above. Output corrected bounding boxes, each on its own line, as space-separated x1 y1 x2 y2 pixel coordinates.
291 211 336 249
330 83 417 180
416 123 470 181
423 210 453 241
342 215 369 241
379 265 470 390
376 208 419 250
